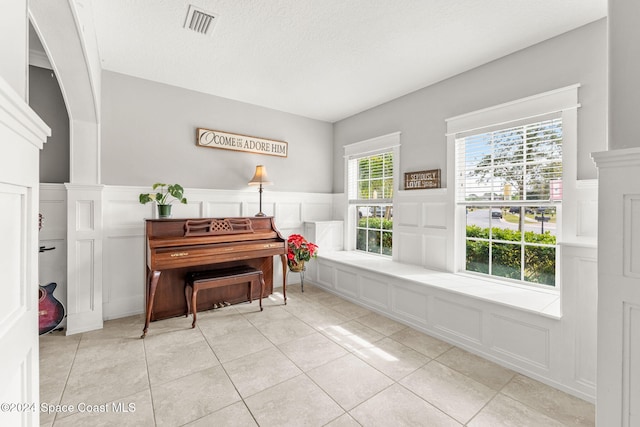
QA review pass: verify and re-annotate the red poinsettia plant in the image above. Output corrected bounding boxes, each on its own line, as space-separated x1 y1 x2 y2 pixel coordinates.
287 234 318 270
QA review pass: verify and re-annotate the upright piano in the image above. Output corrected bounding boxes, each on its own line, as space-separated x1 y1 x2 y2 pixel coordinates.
142 216 288 337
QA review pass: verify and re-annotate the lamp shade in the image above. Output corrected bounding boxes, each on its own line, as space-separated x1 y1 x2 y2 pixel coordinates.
248 165 273 186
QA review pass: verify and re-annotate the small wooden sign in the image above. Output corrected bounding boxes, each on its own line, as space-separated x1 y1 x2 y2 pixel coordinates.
404 169 441 190
196 128 288 157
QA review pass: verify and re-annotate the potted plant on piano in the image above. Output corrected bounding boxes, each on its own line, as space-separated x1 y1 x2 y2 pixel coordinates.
139 183 188 218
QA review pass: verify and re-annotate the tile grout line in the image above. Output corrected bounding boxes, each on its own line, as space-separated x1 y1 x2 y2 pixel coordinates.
387 377 461 425
141 332 159 427
168 329 256 427
199 311 264 426
49 333 82 426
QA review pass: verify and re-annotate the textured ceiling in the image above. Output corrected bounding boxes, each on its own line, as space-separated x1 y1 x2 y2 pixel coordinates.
87 0 606 122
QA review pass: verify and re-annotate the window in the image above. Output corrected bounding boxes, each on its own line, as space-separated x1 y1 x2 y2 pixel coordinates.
446 85 579 289
351 153 394 255
456 117 562 286
344 132 400 256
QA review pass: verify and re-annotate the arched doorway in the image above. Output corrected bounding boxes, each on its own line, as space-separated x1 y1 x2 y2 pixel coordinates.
30 0 104 335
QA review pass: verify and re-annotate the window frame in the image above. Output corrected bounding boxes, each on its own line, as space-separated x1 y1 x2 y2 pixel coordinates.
344 132 401 256
457 117 563 287
446 85 580 290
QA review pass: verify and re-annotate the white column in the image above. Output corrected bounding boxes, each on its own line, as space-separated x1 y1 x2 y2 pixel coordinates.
595 0 640 424
592 149 640 426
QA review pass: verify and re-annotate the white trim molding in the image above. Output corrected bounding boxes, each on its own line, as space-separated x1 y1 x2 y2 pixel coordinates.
445 84 581 136
343 131 402 158
591 147 640 168
0 74 50 148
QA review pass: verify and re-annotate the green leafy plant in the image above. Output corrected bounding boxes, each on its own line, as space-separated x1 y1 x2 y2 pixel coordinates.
465 225 556 286
139 183 188 206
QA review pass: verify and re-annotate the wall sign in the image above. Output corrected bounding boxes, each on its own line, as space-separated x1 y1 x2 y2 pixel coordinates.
404 169 441 190
196 128 288 157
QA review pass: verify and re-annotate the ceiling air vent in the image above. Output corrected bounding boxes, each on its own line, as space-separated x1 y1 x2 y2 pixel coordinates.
183 5 218 35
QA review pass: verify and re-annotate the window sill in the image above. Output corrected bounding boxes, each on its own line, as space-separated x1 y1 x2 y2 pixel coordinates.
317 251 561 319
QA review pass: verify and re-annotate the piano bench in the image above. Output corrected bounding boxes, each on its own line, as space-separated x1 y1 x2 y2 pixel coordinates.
185 266 264 328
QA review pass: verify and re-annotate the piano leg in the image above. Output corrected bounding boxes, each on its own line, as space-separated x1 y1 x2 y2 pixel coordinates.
141 270 162 338
279 254 288 304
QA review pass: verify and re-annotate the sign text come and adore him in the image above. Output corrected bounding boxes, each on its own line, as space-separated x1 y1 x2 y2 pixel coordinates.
196 128 288 158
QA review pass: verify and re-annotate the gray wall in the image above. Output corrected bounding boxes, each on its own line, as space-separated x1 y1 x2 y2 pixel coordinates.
101 71 333 192
29 65 70 184
609 1 640 150
333 19 607 193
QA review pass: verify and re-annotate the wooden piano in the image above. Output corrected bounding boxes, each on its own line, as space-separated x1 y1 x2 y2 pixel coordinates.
142 216 287 337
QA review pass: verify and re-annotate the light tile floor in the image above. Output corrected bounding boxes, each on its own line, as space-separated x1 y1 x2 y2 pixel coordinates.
40 284 595 426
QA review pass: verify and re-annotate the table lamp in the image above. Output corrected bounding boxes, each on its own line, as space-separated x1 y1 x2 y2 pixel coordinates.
248 165 272 216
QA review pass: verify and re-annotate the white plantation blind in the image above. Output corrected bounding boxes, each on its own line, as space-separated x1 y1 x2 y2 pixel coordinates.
455 116 563 204
344 131 400 203
347 151 394 203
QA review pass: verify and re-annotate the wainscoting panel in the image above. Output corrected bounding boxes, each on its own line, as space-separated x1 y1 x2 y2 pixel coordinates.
276 202 302 227
423 234 448 271
396 230 422 266
432 297 482 344
335 268 358 298
576 180 598 239
73 239 95 313
248 201 274 217
623 303 640 426
103 235 145 319
303 202 333 222
577 199 598 239
76 200 94 232
394 189 449 270
391 284 429 326
0 188 24 328
490 314 550 369
206 201 242 218
625 195 640 278
39 191 66 236
105 200 147 229
422 202 447 229
170 201 202 219
396 202 420 227
317 263 335 289
65 184 104 334
575 255 598 388
359 274 389 310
